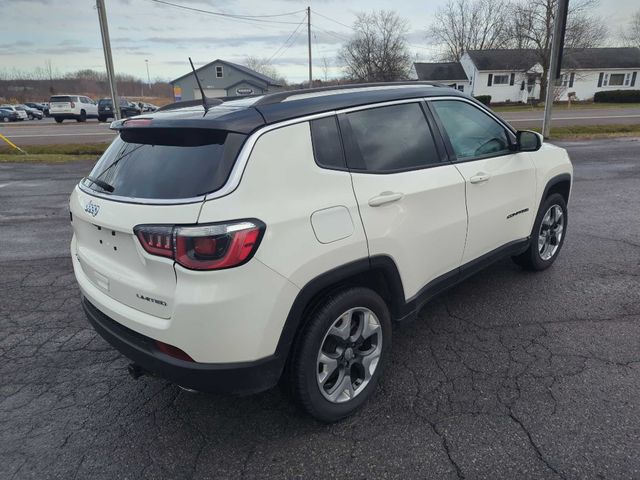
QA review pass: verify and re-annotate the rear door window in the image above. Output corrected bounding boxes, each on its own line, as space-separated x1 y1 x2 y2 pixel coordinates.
81 129 246 200
343 103 442 172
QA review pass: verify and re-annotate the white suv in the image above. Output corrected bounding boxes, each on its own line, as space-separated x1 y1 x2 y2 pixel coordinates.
49 95 98 123
70 83 572 422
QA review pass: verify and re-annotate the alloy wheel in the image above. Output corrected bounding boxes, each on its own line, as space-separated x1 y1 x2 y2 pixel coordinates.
316 307 382 403
538 204 564 261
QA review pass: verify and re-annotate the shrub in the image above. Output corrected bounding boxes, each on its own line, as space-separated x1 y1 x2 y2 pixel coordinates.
593 90 640 103
474 95 491 106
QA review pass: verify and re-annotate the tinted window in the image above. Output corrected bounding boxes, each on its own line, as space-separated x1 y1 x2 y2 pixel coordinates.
345 103 440 172
310 116 345 169
431 100 511 160
81 129 246 200
98 99 111 107
50 96 71 103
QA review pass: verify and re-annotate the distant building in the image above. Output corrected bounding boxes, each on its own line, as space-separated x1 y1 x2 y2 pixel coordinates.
169 59 283 101
415 47 640 103
412 61 470 92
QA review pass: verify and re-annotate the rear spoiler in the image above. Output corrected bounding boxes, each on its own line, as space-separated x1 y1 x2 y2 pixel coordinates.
157 98 223 112
108 108 265 135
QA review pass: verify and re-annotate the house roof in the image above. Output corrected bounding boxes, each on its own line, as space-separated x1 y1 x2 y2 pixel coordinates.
414 62 468 81
561 48 640 69
466 49 541 71
170 59 282 86
466 47 640 71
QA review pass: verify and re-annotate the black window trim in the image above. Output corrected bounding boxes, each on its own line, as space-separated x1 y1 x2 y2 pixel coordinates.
426 97 517 164
337 100 451 175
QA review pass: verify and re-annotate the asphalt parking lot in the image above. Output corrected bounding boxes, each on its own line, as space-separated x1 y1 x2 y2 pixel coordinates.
1 107 640 146
1 137 639 479
0 117 115 146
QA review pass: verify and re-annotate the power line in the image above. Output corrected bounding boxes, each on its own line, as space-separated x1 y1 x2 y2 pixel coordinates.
313 10 352 30
312 25 350 42
267 15 308 63
146 0 305 25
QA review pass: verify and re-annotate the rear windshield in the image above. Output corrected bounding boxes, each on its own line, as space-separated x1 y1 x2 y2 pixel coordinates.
98 99 111 106
50 96 72 103
81 128 246 200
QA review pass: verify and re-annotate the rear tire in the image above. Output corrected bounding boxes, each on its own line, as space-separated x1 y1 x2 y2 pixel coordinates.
2 117 8 123
288 287 391 423
98 115 107 122
512 193 567 271
54 117 63 124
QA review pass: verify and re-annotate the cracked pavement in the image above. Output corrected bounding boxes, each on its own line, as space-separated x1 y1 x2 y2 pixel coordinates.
1 137 639 479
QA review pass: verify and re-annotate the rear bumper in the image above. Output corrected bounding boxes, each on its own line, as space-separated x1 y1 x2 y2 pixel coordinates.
51 113 79 119
82 297 285 394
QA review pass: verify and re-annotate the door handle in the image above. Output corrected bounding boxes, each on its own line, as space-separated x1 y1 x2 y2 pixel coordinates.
368 191 404 207
470 173 491 184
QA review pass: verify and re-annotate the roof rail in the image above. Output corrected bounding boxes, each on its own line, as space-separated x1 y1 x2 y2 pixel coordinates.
157 98 223 112
253 81 446 106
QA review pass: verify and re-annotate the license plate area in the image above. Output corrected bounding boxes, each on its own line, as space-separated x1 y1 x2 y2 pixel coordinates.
74 220 175 319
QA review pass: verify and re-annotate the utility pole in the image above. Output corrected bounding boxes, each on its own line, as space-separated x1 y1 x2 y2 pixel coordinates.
96 0 120 120
542 0 569 139
307 6 312 88
145 59 151 87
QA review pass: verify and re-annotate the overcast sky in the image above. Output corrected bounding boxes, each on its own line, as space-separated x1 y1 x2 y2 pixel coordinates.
0 0 635 83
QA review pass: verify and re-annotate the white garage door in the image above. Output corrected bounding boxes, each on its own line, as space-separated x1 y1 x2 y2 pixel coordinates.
194 89 225 99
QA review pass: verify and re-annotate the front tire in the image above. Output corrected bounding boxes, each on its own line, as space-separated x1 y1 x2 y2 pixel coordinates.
289 287 391 423
77 110 87 122
54 117 63 123
513 193 567 271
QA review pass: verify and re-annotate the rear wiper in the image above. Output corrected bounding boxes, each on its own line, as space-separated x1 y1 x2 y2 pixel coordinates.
84 176 114 193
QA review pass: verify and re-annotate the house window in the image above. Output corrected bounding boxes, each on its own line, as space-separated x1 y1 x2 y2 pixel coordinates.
562 74 569 87
493 74 509 85
624 73 632 86
215 66 223 78
609 73 625 86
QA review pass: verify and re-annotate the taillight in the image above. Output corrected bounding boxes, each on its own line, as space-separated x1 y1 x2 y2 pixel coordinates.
134 220 265 271
134 225 173 258
70 102 75 108
124 118 152 127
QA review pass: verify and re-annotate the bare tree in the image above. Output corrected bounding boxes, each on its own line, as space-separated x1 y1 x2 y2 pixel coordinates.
508 0 608 101
339 10 412 82
321 57 331 82
622 9 640 48
243 56 286 85
428 0 512 61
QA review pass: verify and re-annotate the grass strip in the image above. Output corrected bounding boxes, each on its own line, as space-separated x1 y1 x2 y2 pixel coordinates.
0 142 109 156
492 102 640 112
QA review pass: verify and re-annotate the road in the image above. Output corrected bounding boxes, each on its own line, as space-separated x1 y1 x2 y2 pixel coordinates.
0 117 115 146
1 107 639 147
1 137 639 479
499 106 640 128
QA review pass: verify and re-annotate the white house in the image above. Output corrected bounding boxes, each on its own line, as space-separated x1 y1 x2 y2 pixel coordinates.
415 48 640 103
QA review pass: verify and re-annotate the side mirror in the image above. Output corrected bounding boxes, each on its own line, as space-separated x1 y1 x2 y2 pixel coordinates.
516 130 542 152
